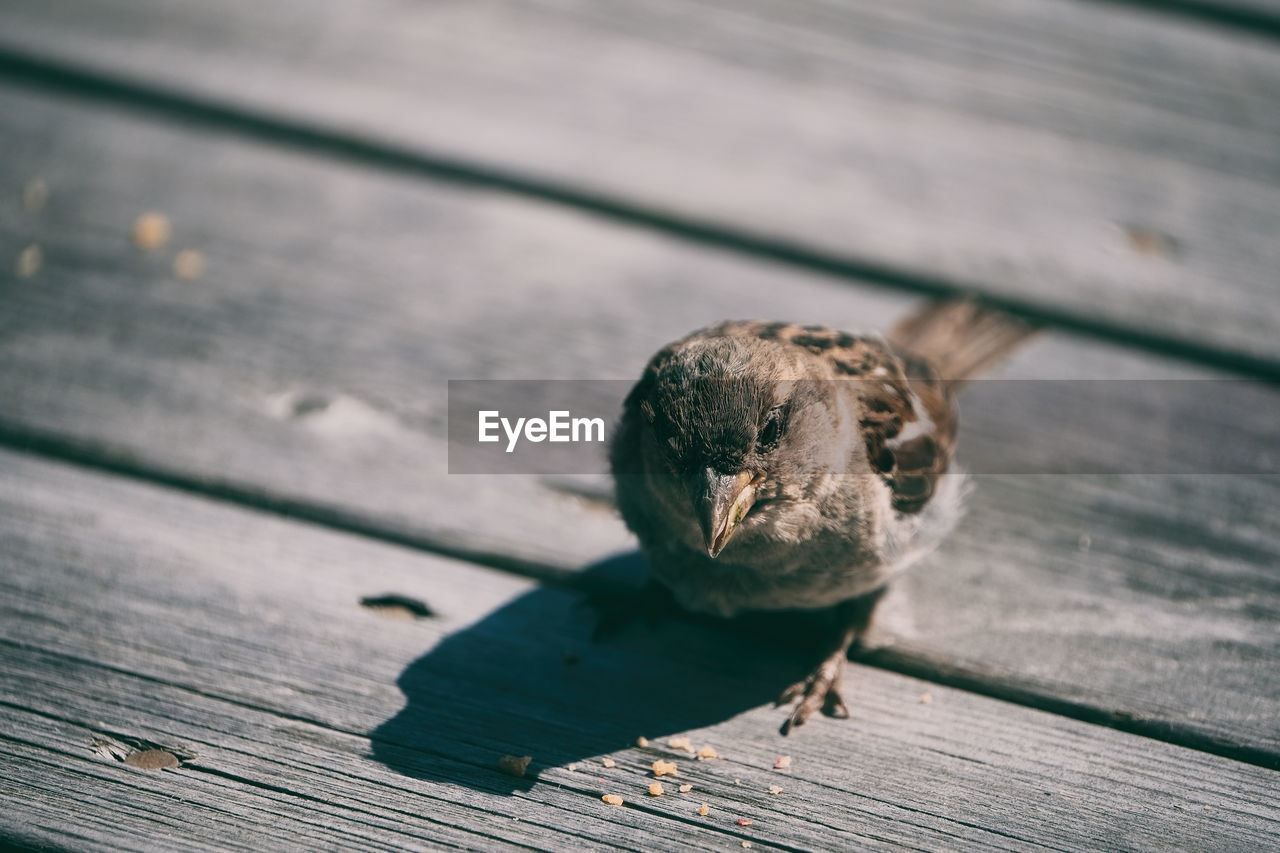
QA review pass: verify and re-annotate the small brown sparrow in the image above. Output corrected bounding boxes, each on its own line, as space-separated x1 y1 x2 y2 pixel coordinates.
610 301 1035 732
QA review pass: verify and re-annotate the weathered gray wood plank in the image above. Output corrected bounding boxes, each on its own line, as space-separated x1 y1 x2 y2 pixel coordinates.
1 85 1278 763
2 448 1278 852
3 0 1280 366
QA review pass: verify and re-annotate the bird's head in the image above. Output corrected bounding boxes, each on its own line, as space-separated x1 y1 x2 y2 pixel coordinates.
627 335 831 558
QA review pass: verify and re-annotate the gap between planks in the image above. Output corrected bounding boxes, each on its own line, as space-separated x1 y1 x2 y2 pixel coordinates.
0 47 1277 384
1083 0 1280 39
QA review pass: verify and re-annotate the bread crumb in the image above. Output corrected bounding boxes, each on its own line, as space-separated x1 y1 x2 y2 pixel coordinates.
678 784 692 793
636 736 649 747
696 745 718 760
124 749 179 770
919 692 933 705
602 757 616 768
648 782 665 796
22 178 49 213
698 803 709 816
734 778 741 785
15 244 42 278
652 759 678 777
773 755 791 770
173 249 205 280
668 736 693 752
742 843 752 849
1121 225 1177 258
769 785 783 795
1204 805 1213 811
132 212 172 251
567 763 577 772
602 794 623 806
498 755 531 777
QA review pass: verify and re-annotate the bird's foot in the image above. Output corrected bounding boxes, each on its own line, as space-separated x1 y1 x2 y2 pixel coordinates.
776 649 849 735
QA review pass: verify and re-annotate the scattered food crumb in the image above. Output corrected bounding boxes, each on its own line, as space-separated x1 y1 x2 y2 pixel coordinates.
498 755 531 777
773 755 791 770
602 794 623 806
668 736 693 752
648 782 665 796
567 763 577 772
698 803 709 817
1204 805 1213 811
696 745 718 760
769 785 783 795
602 757 616 768
15 244 42 278
652 759 678 777
678 784 692 793
132 212 172 250
742 842 752 849
734 778 741 785
737 819 753 826
173 248 205 280
124 749 179 770
636 736 649 747
1120 225 1178 258
22 178 49 213
919 692 933 705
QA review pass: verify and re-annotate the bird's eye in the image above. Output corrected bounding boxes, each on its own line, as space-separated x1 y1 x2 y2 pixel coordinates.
758 406 785 450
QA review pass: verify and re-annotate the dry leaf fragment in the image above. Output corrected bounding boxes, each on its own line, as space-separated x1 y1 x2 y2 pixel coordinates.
648 782 665 796
602 794 623 806
498 755 531 777
132 212 172 250
652 759 678 777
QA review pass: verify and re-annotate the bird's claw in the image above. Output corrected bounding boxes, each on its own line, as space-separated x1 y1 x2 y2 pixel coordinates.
777 653 848 735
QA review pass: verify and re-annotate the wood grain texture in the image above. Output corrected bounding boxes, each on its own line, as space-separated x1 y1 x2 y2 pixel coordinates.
2 449 1278 852
1 86 1278 762
3 0 1280 364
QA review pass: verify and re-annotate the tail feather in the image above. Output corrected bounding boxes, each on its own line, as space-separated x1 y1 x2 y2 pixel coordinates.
889 299 1039 382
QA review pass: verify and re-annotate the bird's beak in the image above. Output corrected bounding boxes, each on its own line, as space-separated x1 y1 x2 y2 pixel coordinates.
691 468 759 558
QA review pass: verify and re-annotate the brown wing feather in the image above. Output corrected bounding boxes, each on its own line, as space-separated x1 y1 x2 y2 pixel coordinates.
696 320 958 515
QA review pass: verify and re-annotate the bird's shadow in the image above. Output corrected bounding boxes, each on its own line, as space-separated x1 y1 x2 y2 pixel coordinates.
369 551 838 793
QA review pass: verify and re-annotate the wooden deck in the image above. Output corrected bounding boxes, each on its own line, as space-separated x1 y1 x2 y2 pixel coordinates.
1 1 1277 850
